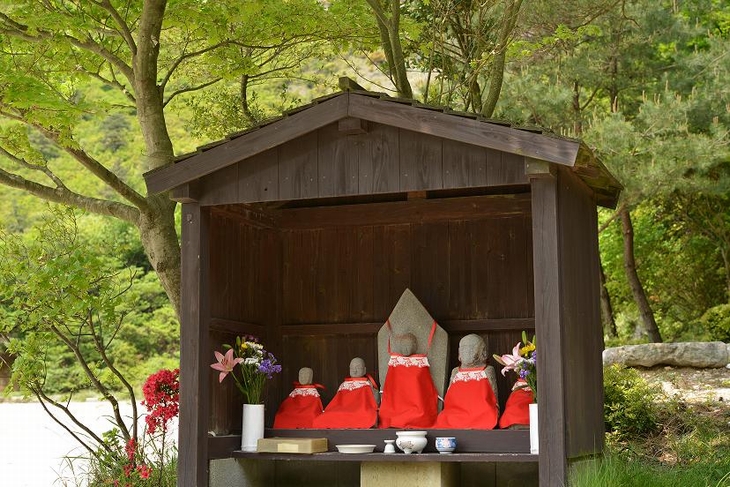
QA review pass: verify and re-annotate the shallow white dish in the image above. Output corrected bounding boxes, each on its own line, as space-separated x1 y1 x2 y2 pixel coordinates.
336 444 377 454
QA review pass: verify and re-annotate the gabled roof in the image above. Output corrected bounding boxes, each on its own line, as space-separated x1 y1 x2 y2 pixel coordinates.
144 90 621 207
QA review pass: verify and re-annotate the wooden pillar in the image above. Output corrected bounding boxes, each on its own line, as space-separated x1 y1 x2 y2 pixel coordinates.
179 203 211 487
528 162 568 486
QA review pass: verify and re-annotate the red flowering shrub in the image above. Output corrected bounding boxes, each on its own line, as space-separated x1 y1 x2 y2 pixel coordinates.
125 438 136 462
88 370 179 485
142 368 180 435
118 437 153 485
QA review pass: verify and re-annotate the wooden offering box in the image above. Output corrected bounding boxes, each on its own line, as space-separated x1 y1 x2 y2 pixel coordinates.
145 88 621 487
257 437 328 454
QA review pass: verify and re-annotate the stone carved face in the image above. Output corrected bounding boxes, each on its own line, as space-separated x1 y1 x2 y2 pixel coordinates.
391 333 418 356
298 367 313 385
349 357 366 378
458 334 487 368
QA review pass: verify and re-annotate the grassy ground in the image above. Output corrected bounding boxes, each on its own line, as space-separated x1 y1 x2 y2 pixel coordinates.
572 367 730 487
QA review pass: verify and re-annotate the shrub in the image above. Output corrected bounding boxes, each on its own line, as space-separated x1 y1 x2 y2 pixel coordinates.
699 304 730 342
603 365 659 438
85 369 179 487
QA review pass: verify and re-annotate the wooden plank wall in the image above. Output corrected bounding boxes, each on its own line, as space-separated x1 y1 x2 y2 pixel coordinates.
198 123 527 206
204 199 536 431
207 209 280 434
556 168 604 458
278 213 534 409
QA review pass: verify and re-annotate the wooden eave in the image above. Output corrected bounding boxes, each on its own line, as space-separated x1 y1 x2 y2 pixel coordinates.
144 91 621 207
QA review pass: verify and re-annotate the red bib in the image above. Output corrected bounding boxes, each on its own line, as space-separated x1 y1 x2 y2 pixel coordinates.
311 377 378 429
273 384 324 429
379 320 440 429
433 367 498 429
498 384 534 429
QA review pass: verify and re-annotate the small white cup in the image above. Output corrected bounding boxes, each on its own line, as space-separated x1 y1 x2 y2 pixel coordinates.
435 436 457 454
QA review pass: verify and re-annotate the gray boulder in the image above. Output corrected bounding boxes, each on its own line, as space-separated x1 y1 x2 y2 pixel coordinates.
603 342 729 368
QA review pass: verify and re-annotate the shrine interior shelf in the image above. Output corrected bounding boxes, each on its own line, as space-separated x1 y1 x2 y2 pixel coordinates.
209 429 534 463
230 452 538 463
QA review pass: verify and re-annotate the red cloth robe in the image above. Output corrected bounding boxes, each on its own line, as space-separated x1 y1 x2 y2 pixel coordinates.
310 376 378 429
378 322 439 429
498 381 534 429
273 383 324 429
433 367 498 429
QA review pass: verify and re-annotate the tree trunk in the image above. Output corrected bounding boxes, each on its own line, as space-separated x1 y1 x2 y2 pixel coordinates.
619 206 663 342
367 0 413 98
721 247 730 302
131 0 182 316
138 196 181 316
599 261 618 338
481 0 523 118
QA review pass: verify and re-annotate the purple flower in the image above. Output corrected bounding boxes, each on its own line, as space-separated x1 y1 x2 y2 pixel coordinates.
519 369 529 380
258 357 282 379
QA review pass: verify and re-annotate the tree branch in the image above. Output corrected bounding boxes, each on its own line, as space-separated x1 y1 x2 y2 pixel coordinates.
0 145 67 189
63 144 148 209
88 309 139 441
49 322 131 443
160 41 230 91
0 12 134 83
90 0 138 56
0 167 139 223
598 207 621 234
33 387 112 457
0 110 148 210
162 77 222 107
87 65 136 104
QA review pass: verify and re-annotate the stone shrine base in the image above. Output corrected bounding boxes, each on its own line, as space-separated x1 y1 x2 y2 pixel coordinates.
362 462 458 487
209 458 538 487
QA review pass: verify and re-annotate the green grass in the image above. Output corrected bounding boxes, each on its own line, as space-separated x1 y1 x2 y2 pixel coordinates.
572 387 730 486
571 454 730 487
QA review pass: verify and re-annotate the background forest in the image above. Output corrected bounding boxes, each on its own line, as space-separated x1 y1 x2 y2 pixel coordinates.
0 0 728 397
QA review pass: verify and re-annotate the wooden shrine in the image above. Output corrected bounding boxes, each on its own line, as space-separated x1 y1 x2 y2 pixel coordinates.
144 87 621 487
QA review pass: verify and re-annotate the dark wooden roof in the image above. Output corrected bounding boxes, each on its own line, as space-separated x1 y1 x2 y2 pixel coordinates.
144 90 621 207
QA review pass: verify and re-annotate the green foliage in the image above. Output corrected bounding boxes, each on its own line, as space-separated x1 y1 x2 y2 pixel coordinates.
598 194 730 343
699 304 730 342
0 208 178 397
589 372 730 486
84 428 177 487
603 365 658 439
585 366 730 486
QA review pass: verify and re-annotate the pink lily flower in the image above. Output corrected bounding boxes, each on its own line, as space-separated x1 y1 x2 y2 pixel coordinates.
496 342 524 376
210 349 243 383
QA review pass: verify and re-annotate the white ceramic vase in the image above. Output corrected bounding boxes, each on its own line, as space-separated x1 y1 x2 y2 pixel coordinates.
395 430 428 454
529 403 539 454
241 404 265 452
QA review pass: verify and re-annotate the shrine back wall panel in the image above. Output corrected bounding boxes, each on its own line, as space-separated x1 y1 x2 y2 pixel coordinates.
279 212 534 408
207 209 280 434
203 198 535 431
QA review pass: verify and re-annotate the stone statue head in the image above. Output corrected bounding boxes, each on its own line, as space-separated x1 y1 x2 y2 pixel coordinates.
458 334 487 368
391 332 418 356
349 357 366 378
298 367 313 385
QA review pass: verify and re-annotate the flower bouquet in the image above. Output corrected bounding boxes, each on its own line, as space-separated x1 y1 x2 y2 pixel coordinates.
211 335 282 404
494 331 537 402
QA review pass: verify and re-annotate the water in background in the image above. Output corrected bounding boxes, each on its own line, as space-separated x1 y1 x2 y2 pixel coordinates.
0 401 176 487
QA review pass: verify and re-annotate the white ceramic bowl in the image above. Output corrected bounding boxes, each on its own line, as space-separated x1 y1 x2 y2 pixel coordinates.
395 430 428 454
335 444 376 454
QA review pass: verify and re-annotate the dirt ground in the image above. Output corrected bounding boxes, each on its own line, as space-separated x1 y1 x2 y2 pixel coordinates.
636 365 730 404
